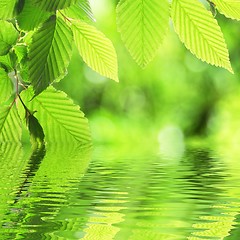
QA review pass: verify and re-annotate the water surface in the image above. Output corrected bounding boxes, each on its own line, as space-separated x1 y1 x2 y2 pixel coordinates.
0 143 240 239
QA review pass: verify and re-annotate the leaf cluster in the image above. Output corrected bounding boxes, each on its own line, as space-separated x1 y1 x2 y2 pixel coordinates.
0 0 103 145
117 0 240 72
0 0 239 146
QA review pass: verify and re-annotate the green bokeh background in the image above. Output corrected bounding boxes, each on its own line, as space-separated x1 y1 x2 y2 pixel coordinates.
57 0 240 148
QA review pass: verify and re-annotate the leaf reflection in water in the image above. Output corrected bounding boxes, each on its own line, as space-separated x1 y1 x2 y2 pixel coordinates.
0 143 92 239
1 143 240 239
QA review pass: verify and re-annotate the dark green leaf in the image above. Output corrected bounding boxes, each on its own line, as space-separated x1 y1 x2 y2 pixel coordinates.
26 112 45 146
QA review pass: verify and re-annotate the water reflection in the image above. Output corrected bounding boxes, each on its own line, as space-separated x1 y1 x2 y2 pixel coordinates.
0 143 240 239
0 143 92 239
13 145 46 204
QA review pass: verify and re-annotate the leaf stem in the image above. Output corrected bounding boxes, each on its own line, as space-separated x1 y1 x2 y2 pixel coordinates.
58 11 72 24
14 69 32 115
206 0 215 7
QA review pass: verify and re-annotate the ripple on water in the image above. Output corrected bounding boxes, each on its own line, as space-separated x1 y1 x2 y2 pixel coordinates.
0 145 240 239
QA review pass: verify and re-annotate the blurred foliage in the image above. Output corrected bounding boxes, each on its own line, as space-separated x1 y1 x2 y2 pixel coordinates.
56 0 240 144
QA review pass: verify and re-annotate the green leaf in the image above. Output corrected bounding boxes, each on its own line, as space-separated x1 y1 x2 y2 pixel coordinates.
17 0 52 31
26 113 45 146
0 104 22 143
14 45 27 63
63 0 95 22
0 0 18 20
0 68 13 104
0 54 14 72
72 20 118 81
32 0 77 11
0 20 19 56
19 86 91 144
0 50 18 72
171 0 233 73
13 45 29 82
116 0 169 68
29 16 73 95
212 0 240 20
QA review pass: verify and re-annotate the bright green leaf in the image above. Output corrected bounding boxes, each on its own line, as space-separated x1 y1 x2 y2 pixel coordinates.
22 31 34 46
14 45 27 63
0 54 14 72
19 86 91 144
0 68 13 104
32 0 77 11
18 63 29 84
0 104 22 143
13 45 29 82
0 20 19 56
63 0 95 22
116 0 169 68
171 0 233 73
0 0 18 20
0 50 18 73
72 20 118 81
17 0 52 31
213 0 240 20
29 16 73 95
